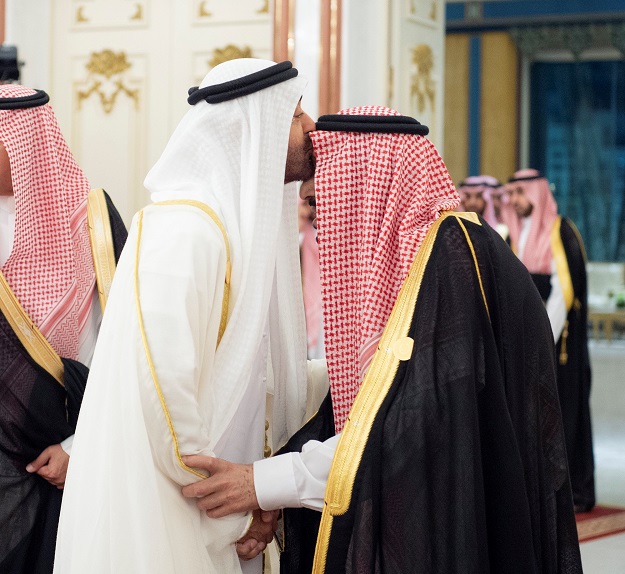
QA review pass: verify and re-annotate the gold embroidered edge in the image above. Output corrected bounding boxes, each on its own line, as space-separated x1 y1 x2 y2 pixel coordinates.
551 216 574 312
87 188 117 313
312 210 463 572
0 272 64 386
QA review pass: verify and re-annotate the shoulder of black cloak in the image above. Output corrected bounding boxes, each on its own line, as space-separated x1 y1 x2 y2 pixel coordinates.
319 216 581 574
559 216 587 300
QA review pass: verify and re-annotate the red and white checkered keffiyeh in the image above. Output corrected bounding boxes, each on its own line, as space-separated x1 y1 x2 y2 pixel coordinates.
311 106 460 431
0 85 95 360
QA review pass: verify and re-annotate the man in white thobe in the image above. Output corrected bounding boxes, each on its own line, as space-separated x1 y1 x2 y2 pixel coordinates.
54 59 327 574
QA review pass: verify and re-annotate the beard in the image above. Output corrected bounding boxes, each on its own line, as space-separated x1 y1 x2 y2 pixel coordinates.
284 134 315 184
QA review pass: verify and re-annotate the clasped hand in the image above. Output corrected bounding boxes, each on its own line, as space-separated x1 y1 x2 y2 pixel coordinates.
182 455 277 561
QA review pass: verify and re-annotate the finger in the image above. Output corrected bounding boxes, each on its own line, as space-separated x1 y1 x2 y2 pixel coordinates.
181 455 222 474
196 494 226 513
26 449 51 473
182 478 218 499
236 538 258 554
205 505 232 519
260 510 273 523
237 540 265 561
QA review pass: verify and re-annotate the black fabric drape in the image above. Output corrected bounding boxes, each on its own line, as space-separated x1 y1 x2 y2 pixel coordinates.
554 218 594 512
278 392 335 574
281 216 581 574
0 198 126 574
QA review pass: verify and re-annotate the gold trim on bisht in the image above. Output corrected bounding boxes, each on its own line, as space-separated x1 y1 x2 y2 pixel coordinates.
551 216 574 313
133 200 231 478
0 272 64 387
313 211 483 572
87 188 117 314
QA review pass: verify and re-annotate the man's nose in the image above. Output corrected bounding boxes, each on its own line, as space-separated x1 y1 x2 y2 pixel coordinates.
299 178 315 200
301 112 316 134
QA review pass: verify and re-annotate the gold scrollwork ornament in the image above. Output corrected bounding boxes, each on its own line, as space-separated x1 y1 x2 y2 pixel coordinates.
209 45 254 69
411 44 435 114
77 50 139 114
199 1 212 17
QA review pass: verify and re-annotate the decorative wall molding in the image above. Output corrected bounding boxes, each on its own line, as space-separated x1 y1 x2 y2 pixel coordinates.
411 44 435 114
75 6 89 23
209 44 254 68
77 50 139 114
510 22 625 59
130 3 144 21
195 0 271 23
198 1 212 17
72 1 148 29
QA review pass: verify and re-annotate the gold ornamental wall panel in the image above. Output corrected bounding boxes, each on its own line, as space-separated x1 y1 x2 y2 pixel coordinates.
193 0 271 24
389 0 445 148
72 0 148 29
192 42 271 86
71 52 148 225
76 50 140 114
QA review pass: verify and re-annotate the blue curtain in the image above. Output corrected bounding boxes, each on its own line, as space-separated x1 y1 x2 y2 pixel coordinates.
530 60 625 261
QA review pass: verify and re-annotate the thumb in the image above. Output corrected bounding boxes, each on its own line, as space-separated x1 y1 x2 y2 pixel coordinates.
26 447 51 473
182 454 221 473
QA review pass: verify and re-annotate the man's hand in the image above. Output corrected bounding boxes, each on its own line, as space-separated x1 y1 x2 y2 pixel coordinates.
26 444 69 489
236 509 280 561
181 455 259 518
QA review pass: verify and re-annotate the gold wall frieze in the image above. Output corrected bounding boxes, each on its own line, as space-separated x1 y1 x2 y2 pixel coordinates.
209 44 254 68
199 1 212 17
257 0 270 14
77 50 139 114
430 1 437 21
75 6 89 23
411 44 435 114
130 3 144 21
410 0 416 15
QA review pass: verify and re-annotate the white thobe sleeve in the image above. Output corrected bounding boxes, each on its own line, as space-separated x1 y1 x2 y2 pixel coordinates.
546 260 567 343
305 358 329 419
136 207 227 485
253 433 340 511
60 434 74 455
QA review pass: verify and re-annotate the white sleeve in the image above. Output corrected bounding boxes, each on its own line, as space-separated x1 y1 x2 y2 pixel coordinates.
60 434 74 455
546 260 567 343
305 359 329 420
253 433 341 511
136 206 227 485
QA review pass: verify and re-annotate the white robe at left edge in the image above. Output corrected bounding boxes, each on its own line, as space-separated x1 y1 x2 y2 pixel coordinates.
54 204 277 574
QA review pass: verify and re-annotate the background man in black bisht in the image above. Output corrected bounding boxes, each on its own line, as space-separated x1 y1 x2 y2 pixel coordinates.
503 169 594 513
181 108 582 573
0 86 126 574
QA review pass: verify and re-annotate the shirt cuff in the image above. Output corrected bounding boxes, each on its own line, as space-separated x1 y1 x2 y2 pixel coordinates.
253 453 301 511
60 434 74 455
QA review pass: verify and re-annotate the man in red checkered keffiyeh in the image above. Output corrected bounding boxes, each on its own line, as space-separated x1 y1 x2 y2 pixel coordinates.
0 85 127 574
310 106 459 431
186 105 582 574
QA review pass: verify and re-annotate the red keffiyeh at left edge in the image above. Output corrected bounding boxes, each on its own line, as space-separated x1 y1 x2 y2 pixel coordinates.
0 85 95 360
311 106 460 432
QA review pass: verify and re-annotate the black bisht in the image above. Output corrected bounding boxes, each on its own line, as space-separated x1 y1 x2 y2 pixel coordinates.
530 217 594 513
0 193 126 574
280 216 582 574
